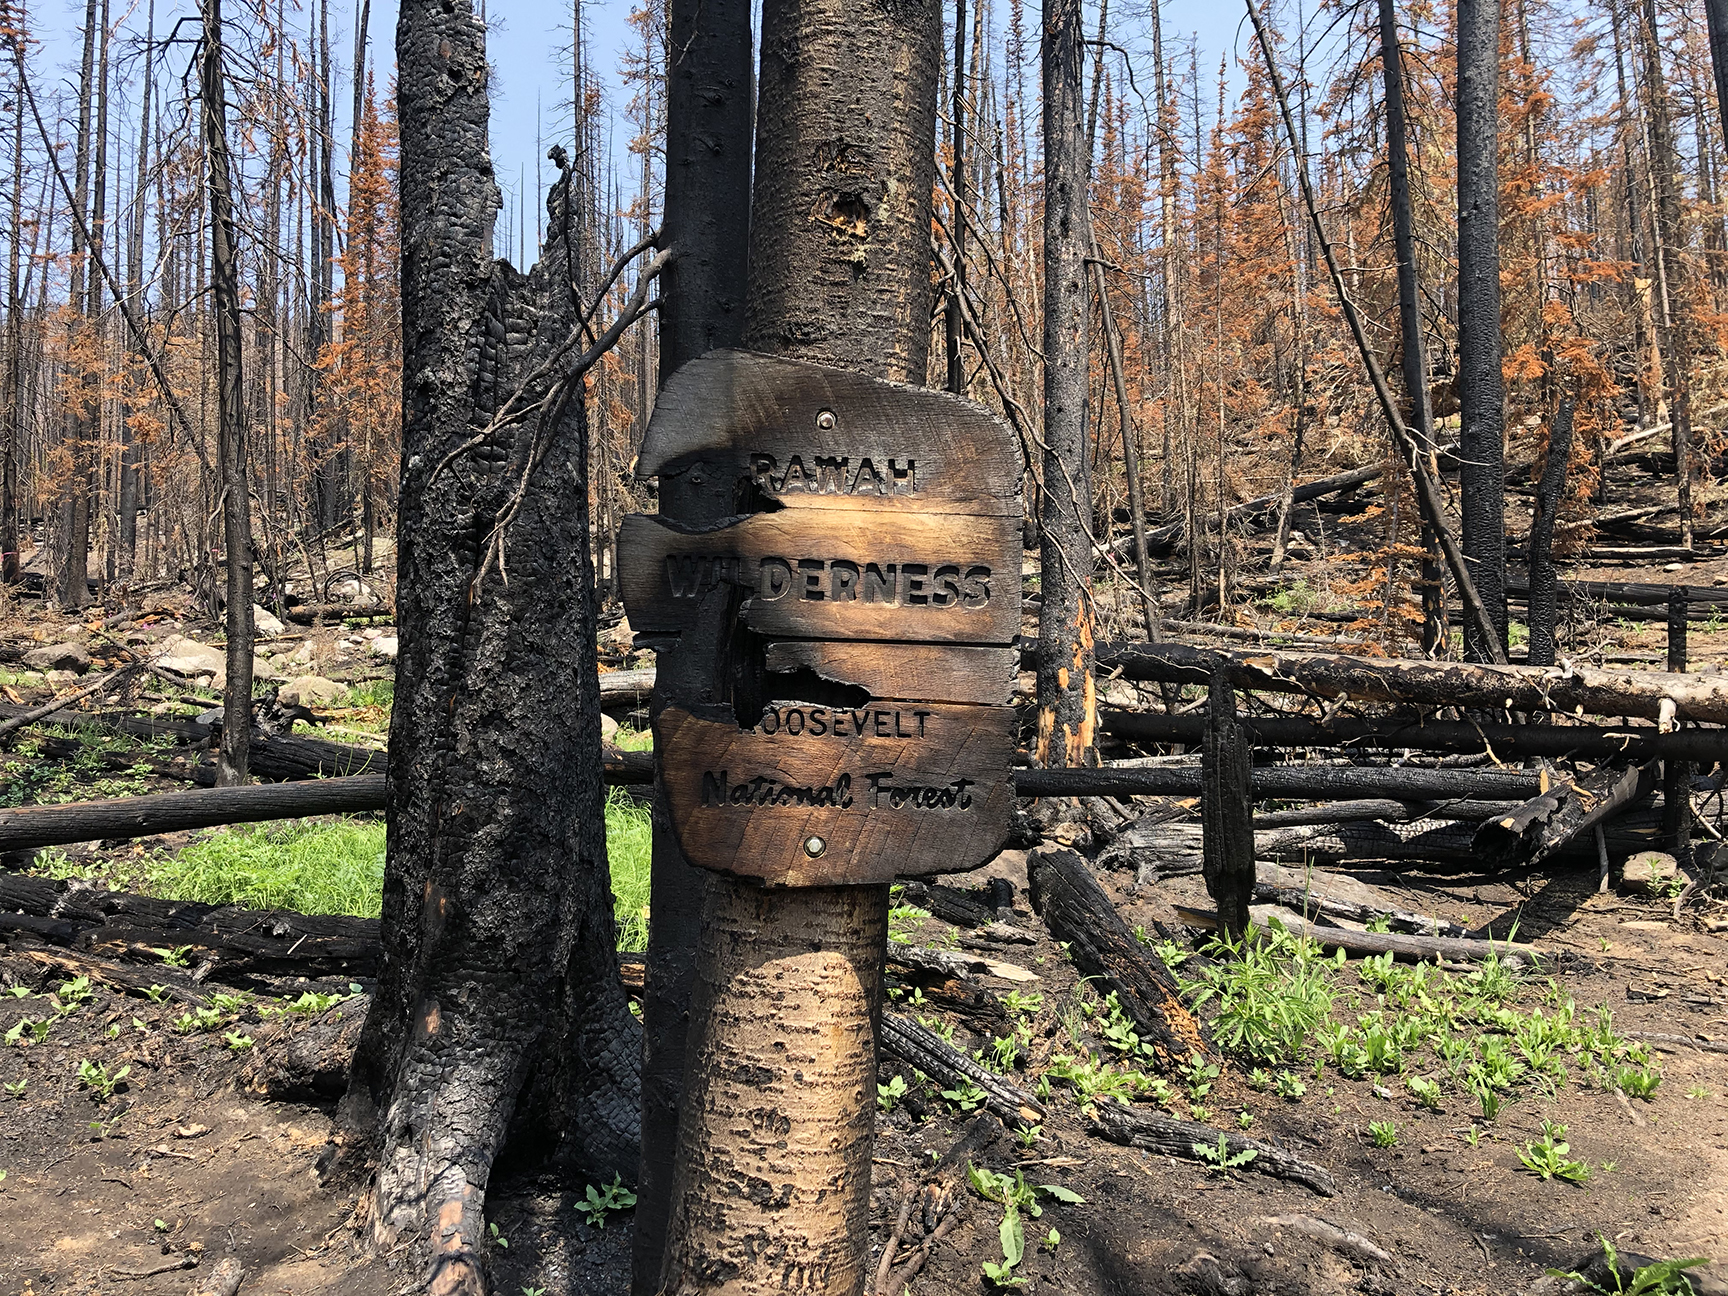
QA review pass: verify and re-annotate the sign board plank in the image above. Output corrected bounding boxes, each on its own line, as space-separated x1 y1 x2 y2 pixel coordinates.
656 702 1017 886
638 350 1021 516
764 641 1017 707
622 350 1022 884
618 511 1020 644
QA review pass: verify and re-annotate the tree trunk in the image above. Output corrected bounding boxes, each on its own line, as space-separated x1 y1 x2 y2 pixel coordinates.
116 0 154 586
203 0 253 788
1378 0 1445 655
1526 393 1576 667
1200 665 1254 940
1035 0 1096 768
1705 0 1728 153
657 1 940 1291
57 0 96 609
1456 0 1508 661
341 4 640 1290
945 0 967 394
1638 0 1697 547
1 13 23 585
631 0 754 1287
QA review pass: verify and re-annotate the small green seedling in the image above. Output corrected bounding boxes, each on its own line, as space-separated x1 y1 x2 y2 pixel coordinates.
1408 1077 1443 1110
941 1080 987 1113
1237 1110 1254 1129
1368 1121 1399 1149
4 1079 25 1098
877 1075 908 1112
1465 1126 1482 1148
76 1059 129 1101
487 1222 508 1250
576 1173 637 1229
1042 1228 1061 1253
1275 1072 1307 1101
152 946 193 968
1191 1134 1257 1172
1615 1064 1663 1100
1517 1120 1591 1185
153 1218 170 1233
4 987 28 999
223 1032 254 1051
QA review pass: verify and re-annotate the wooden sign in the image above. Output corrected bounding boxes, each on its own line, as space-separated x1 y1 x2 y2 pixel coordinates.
621 350 1021 886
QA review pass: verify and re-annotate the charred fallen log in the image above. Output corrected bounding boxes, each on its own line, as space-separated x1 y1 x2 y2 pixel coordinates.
1084 642 1728 726
879 1013 1044 1128
1099 707 1728 762
1258 806 1663 870
1028 846 1214 1064
1472 762 1658 868
1016 763 1543 803
1089 1100 1336 1195
1174 903 1558 964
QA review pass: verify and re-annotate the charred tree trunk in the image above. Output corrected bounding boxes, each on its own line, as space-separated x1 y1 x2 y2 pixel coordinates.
945 0 967 394
202 0 253 787
115 0 154 586
1639 0 1698 547
1378 0 1444 655
1457 0 1508 661
630 0 754 1287
1526 393 1576 667
1035 0 1096 768
1 16 22 585
340 4 640 1290
657 1 941 1291
57 0 96 609
1201 665 1254 940
1705 0 1728 151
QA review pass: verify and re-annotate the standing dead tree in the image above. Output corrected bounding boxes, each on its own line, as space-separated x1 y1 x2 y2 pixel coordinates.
339 2 660 1289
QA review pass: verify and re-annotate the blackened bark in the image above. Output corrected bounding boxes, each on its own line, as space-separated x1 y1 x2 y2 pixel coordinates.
1200 666 1254 940
1378 0 1445 655
203 0 253 787
1526 394 1575 668
116 0 153 584
57 0 96 609
1639 0 1697 547
1035 0 1096 768
945 0 967 394
631 0 754 1287
344 2 640 1288
1457 0 1508 662
1 18 22 585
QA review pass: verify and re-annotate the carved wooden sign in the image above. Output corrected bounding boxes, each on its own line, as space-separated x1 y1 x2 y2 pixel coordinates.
620 350 1021 886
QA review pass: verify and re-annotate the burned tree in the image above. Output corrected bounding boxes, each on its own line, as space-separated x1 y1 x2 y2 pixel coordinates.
340 1 651 1288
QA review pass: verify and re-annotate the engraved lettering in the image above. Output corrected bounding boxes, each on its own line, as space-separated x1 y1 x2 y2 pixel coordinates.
901 562 930 605
798 558 827 600
830 560 860 601
889 458 917 493
932 564 962 607
862 562 898 604
758 557 793 600
747 450 922 496
960 565 991 608
815 456 849 493
852 458 884 495
866 773 976 810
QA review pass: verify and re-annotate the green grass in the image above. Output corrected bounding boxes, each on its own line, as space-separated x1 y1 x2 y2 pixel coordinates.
115 785 654 951
149 818 388 916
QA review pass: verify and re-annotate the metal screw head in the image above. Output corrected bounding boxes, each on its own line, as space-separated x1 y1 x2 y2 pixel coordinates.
816 409 836 431
803 835 827 858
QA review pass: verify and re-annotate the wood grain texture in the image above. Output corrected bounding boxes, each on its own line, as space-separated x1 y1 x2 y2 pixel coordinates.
638 351 1021 515
763 641 1016 705
655 702 1015 885
618 510 1020 643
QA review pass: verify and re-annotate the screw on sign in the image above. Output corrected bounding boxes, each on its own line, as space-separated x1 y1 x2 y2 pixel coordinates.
619 349 1022 887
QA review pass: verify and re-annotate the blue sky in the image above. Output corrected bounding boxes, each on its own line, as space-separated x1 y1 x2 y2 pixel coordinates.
27 0 1255 251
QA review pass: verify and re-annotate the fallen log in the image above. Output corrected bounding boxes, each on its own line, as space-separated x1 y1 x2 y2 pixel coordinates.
1099 707 1728 762
1253 799 1521 828
1113 464 1384 558
1089 1099 1336 1196
1028 846 1214 1065
1250 881 1467 938
193 733 382 783
878 1012 1045 1128
0 702 211 743
1258 808 1662 871
1173 903 1556 963
1088 641 1728 726
280 602 393 625
1505 577 1728 608
1016 763 1543 803
598 667 656 708
1472 762 1657 868
0 776 388 853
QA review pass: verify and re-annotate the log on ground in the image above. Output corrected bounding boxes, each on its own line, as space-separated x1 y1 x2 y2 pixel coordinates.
1027 846 1214 1064
1089 1099 1336 1195
1087 641 1728 726
878 1012 1044 1129
1173 903 1557 963
1472 762 1657 868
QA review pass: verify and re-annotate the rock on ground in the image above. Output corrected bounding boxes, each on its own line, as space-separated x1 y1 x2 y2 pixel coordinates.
278 675 345 708
22 642 91 674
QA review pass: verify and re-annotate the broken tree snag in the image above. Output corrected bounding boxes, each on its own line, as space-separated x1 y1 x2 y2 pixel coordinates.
1089 1100 1337 1196
1669 585 1689 673
879 1013 1045 1128
1036 0 1097 771
0 775 386 852
1202 665 1255 940
1016 762 1543 803
1028 846 1213 1065
1091 641 1728 726
1472 761 1657 868
1526 392 1576 668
